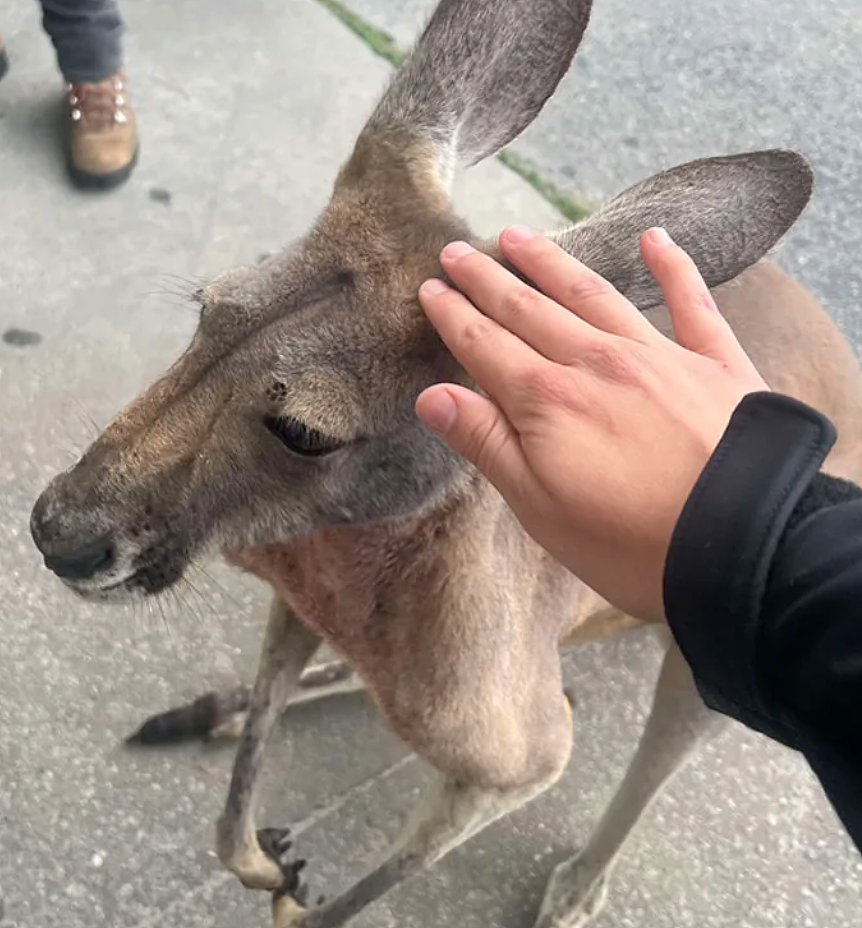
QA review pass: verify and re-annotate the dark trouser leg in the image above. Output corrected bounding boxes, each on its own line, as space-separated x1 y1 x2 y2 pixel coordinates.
39 0 125 82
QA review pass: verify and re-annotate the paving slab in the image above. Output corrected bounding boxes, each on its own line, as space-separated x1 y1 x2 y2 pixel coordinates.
0 2 859 928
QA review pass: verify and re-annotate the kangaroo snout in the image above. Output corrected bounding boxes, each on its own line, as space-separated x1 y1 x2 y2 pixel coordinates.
31 480 119 586
29 457 186 599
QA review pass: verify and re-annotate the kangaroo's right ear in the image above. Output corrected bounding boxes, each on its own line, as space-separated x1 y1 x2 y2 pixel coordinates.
339 0 593 199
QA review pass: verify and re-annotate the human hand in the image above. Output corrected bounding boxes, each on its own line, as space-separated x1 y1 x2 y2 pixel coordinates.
415 227 769 622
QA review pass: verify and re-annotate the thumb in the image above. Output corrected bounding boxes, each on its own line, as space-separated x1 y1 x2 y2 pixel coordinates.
415 384 526 489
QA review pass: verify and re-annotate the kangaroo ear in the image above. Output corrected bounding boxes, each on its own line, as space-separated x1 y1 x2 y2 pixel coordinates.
340 0 593 197
544 150 814 310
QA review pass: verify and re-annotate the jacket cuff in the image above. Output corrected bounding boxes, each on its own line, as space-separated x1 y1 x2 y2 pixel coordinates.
663 392 836 732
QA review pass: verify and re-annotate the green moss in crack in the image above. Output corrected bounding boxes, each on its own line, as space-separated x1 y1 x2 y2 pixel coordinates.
316 0 405 66
497 150 592 222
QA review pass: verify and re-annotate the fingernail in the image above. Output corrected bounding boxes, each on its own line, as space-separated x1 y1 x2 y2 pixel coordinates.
503 225 536 244
417 390 458 434
441 241 475 260
420 278 449 296
647 227 673 247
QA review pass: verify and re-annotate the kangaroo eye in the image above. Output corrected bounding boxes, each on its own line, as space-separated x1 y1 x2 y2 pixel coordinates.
263 415 344 457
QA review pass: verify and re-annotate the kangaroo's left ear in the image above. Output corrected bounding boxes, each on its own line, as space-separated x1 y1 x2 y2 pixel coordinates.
535 150 814 310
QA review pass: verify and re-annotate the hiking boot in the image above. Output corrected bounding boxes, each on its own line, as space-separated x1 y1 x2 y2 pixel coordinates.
66 70 138 190
0 33 9 82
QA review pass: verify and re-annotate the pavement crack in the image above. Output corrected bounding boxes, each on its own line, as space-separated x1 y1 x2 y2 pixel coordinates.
290 751 416 837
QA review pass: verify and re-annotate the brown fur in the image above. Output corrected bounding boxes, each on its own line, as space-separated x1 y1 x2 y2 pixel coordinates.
226 481 577 790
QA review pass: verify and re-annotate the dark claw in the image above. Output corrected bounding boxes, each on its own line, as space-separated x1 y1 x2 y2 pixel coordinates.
283 859 307 895
259 828 319 905
258 827 294 862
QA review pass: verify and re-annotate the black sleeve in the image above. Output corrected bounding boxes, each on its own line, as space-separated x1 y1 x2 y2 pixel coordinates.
663 391 862 851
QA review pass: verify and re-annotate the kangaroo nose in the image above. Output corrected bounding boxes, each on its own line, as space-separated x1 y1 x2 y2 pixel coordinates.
31 491 117 581
42 537 116 581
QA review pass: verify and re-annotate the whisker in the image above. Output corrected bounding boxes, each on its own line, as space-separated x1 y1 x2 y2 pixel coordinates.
172 582 204 628
149 273 207 305
191 563 247 615
140 595 157 635
180 575 219 626
128 597 150 640
69 397 101 437
61 443 83 463
72 411 99 442
130 596 143 633
155 271 207 289
141 281 197 296
186 575 230 635
137 289 201 313
138 288 192 301
154 594 176 646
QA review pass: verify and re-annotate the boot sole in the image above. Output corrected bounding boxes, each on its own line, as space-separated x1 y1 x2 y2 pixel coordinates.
0 48 9 82
67 144 140 191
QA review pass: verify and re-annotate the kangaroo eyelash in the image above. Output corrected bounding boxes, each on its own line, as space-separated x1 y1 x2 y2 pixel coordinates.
263 414 345 457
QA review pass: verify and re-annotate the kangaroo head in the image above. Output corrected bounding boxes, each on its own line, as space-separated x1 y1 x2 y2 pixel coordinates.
31 0 813 600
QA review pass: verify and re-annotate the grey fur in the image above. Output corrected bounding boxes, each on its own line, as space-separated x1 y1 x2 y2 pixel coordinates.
547 150 814 309
365 0 593 175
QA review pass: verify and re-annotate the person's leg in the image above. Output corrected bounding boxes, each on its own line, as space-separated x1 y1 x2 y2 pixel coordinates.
39 0 139 190
40 0 124 82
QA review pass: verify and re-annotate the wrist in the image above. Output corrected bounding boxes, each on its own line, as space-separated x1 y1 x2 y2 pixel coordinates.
662 392 837 715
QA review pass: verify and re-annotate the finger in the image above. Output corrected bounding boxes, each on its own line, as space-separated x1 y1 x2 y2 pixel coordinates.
639 228 752 364
498 226 660 342
418 277 550 408
438 241 597 363
415 384 529 495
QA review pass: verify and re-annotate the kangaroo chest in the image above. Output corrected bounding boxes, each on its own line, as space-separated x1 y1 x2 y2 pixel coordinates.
224 519 448 691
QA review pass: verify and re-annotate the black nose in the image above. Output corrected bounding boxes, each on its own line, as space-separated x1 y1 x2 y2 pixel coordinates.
42 537 116 581
31 483 118 583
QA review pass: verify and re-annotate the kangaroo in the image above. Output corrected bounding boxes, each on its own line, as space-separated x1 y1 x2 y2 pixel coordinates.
29 1 862 926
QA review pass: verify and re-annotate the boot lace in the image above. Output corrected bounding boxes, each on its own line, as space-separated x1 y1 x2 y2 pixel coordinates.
68 74 128 130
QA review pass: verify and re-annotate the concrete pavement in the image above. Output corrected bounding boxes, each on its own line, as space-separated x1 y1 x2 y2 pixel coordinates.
0 1 860 927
